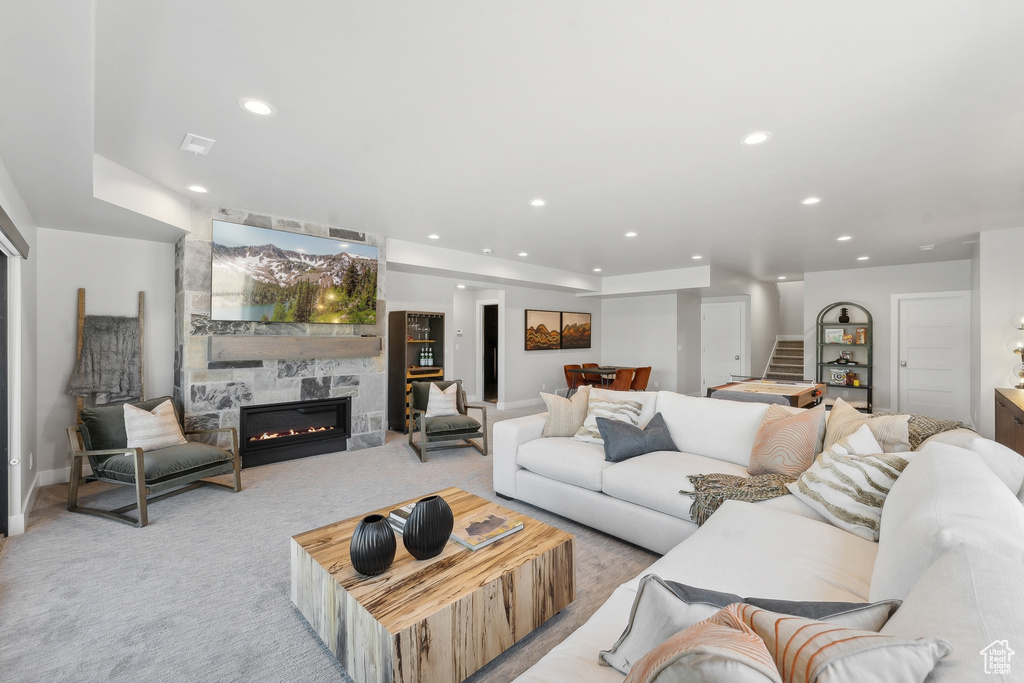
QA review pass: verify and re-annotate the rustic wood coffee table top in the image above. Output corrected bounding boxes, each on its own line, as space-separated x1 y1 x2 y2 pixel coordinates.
290 487 576 683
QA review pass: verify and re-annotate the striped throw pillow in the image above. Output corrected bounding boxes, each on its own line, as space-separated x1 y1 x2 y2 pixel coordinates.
726 603 950 683
123 399 187 451
787 450 910 541
540 385 591 437
823 398 911 453
748 404 825 476
573 398 643 444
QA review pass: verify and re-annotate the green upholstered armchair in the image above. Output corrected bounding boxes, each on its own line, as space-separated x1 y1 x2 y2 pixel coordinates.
407 380 488 462
66 396 241 527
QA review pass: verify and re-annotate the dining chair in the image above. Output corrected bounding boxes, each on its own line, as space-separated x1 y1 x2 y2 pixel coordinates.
630 366 652 391
607 367 635 391
581 363 602 385
563 364 583 390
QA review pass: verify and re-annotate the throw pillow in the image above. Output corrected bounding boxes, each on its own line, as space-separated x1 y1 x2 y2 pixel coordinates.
597 413 677 463
830 422 883 456
540 385 591 437
732 603 951 682
623 609 781 683
822 398 911 453
123 399 187 451
787 449 911 541
600 574 901 674
748 404 825 476
573 398 643 444
425 382 459 417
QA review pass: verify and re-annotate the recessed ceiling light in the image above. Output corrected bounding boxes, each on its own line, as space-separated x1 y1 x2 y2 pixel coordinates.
624 231 638 237
518 252 528 257
456 284 466 289
187 185 208 193
529 199 546 207
836 235 852 241
962 239 978 244
482 248 492 254
777 276 787 280
428 234 440 240
801 197 821 205
239 98 277 117
742 131 773 145
857 256 870 261
692 255 703 260
593 268 602 272
919 244 935 251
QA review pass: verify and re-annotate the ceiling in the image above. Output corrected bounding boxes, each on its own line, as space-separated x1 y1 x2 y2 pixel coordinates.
2 1 1024 282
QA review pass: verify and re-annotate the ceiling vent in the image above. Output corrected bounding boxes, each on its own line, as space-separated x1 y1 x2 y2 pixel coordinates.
180 133 216 156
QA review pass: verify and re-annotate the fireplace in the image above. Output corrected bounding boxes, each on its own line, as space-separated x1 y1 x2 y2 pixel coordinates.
239 397 351 468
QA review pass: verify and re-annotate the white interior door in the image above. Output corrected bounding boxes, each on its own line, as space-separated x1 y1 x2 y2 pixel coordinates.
701 301 748 393
892 291 970 423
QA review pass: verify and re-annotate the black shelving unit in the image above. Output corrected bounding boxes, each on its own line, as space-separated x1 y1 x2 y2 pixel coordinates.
816 301 872 412
388 311 445 432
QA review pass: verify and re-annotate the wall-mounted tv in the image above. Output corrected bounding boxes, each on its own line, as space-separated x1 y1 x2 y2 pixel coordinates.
211 220 379 324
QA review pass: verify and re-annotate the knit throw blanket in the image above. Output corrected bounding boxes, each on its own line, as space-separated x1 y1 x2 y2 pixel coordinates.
681 473 796 526
68 315 142 404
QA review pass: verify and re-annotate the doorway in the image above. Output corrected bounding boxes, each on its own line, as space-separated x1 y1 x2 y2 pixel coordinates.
891 291 970 423
700 300 749 394
482 304 499 403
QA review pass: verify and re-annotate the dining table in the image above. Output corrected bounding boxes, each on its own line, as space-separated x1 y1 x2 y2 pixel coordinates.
564 366 634 393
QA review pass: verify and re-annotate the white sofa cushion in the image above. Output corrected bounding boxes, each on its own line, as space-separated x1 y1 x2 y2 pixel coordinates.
869 448 1024 602
656 392 769 467
880 544 1024 681
602 450 749 523
516 436 612 491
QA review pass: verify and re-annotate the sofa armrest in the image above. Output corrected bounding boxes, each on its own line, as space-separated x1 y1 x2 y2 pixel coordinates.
493 412 548 498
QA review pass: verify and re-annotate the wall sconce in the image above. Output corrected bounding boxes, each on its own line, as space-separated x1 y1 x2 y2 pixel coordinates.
1010 312 1024 388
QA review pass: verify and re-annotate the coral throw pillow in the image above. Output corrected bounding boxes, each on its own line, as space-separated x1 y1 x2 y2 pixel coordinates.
748 404 825 476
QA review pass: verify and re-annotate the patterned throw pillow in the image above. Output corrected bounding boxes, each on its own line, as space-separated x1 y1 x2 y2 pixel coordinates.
573 398 643 444
787 449 911 541
748 404 825 476
829 422 883 456
540 385 591 437
425 383 459 417
123 399 187 451
822 398 911 453
728 603 950 683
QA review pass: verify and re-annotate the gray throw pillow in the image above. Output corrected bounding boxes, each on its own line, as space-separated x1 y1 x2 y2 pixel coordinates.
600 574 902 674
596 412 677 463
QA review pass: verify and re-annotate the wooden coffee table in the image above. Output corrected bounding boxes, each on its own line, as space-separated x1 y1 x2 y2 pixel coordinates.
290 487 575 683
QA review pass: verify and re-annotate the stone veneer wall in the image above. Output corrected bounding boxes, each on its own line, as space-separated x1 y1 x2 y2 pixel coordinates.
174 204 386 450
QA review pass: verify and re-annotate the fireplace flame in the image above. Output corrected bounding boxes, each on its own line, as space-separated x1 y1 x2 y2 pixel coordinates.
249 426 334 442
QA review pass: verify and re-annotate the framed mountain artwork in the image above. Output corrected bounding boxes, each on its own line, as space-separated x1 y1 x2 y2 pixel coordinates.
560 312 592 349
210 220 378 324
525 310 561 350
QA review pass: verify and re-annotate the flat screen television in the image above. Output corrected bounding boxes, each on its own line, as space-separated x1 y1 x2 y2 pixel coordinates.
210 220 379 324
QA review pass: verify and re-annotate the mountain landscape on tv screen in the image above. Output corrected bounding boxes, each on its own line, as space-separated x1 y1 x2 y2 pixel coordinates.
211 243 377 324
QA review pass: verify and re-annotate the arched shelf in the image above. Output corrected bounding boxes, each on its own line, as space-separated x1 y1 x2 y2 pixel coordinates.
816 301 872 413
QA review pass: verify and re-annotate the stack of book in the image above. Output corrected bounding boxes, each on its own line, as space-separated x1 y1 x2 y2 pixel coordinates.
387 502 525 551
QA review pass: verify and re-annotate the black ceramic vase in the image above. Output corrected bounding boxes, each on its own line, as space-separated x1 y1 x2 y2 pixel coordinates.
838 307 850 323
349 514 397 576
402 495 454 560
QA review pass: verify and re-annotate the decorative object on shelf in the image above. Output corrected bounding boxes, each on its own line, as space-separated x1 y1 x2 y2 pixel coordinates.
830 369 848 385
1009 312 1024 389
842 333 854 344
402 494 454 560
838 307 850 323
350 514 397 576
840 351 853 362
824 328 845 344
855 327 867 345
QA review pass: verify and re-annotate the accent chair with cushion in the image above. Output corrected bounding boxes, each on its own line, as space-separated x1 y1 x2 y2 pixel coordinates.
408 380 488 462
66 396 241 527
607 367 635 391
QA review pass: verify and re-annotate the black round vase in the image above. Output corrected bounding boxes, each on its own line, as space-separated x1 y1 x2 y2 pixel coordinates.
838 307 850 323
402 495 454 560
349 514 396 576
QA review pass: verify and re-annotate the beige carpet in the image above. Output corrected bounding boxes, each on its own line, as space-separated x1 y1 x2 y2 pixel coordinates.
0 407 657 683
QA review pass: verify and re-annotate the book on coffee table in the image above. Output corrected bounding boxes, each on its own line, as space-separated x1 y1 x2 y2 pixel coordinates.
450 505 524 550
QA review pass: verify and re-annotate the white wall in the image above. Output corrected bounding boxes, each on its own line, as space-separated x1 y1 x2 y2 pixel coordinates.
978 227 1024 439
803 259 971 415
777 281 805 336
601 294 678 391
0 156 38 534
706 268 782 378
35 229 176 482
676 291 702 395
388 270 601 408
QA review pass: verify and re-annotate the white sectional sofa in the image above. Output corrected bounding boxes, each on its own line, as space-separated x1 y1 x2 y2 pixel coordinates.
493 389 1024 682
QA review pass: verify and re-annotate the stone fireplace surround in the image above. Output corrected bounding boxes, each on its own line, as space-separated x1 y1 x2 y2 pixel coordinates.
174 204 387 453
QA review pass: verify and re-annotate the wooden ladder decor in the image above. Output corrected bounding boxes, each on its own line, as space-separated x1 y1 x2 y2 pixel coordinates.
74 288 146 419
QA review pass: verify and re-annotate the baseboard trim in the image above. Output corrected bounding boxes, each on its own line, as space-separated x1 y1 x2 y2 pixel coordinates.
7 470 39 535
39 467 71 486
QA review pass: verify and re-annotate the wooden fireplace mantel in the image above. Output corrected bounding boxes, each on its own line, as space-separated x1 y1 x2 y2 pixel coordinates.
208 335 383 362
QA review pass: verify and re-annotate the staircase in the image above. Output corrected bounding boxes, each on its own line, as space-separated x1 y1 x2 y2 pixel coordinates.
764 339 805 381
